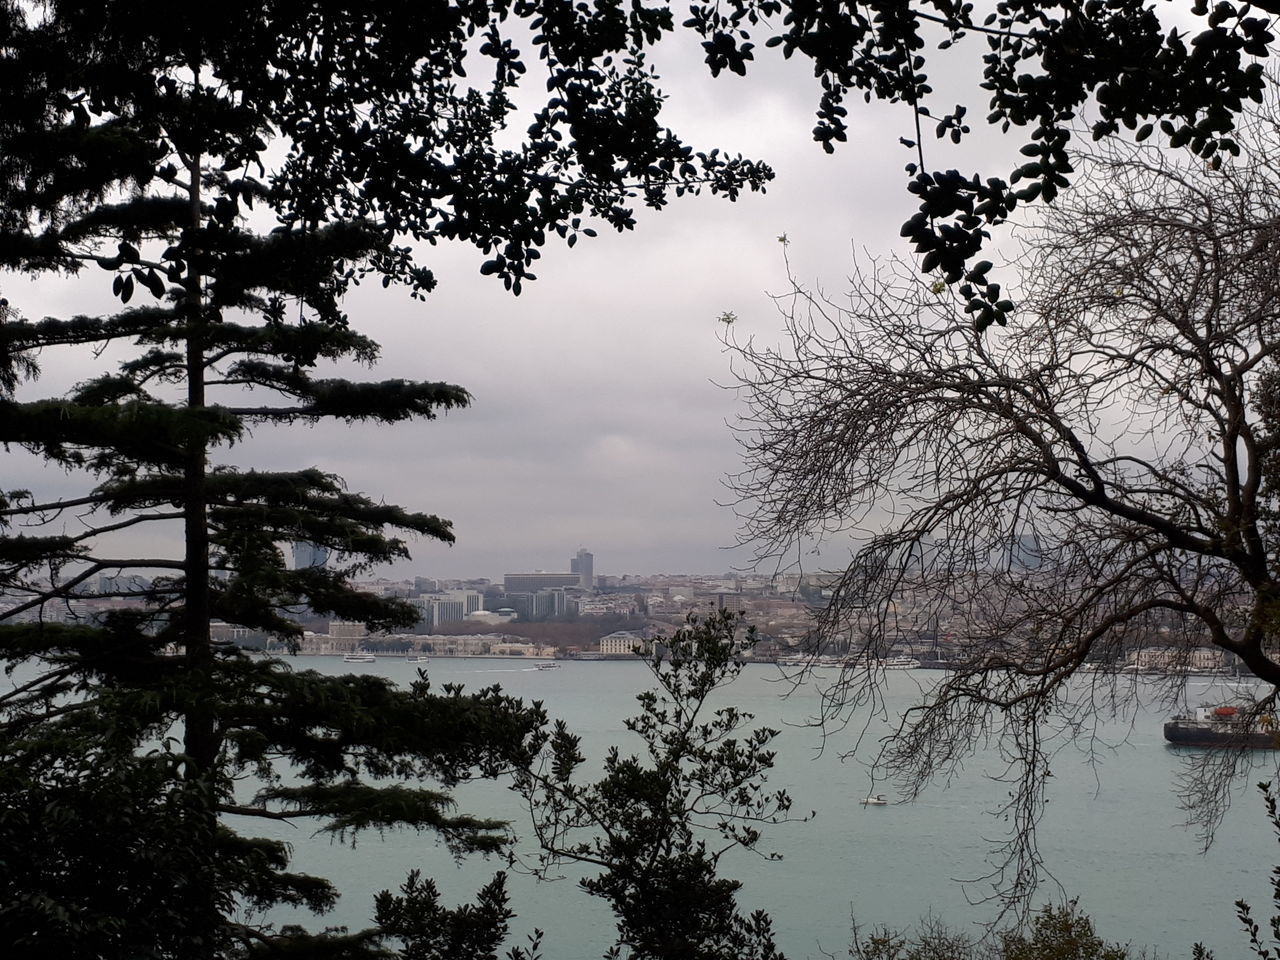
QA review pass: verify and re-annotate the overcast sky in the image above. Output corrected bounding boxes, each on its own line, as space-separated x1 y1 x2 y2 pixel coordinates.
5 29 1028 583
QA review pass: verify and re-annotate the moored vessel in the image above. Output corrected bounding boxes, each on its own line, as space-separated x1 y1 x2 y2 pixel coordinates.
1163 705 1278 749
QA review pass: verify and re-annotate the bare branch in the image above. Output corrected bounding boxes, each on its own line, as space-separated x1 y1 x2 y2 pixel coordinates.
726 104 1280 913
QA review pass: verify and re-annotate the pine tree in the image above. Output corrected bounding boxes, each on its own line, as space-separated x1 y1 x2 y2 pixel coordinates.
0 5 769 956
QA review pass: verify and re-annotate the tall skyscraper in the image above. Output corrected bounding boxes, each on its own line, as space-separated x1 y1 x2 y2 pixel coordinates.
292 541 330 570
574 548 593 590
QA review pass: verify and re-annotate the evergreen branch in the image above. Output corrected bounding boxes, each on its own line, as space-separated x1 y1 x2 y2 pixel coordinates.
0 533 86 568
58 196 191 244
223 378 470 423
65 511 185 542
256 783 511 854
67 587 168 602
0 493 106 518
0 664 77 707
80 558 185 570
0 398 244 469
1 308 180 350
1 560 182 623
216 803 320 820
0 698 99 734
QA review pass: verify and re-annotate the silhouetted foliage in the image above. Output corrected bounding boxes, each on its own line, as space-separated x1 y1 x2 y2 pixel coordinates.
682 0 1275 327
516 609 793 960
851 903 1132 960
727 92 1280 908
0 4 769 957
1233 782 1280 960
4 0 1276 954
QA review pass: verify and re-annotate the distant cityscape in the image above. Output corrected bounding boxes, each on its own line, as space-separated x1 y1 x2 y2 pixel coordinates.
5 545 827 660
3 544 1245 672
239 545 825 659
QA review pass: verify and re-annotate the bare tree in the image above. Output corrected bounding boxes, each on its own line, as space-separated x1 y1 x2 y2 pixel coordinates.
726 103 1280 911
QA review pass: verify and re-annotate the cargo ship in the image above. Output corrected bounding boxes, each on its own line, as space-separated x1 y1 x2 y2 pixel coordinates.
1163 705 1279 749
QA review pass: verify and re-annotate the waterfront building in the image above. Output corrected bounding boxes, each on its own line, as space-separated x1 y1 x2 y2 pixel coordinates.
329 620 368 639
426 634 494 656
1127 645 1226 673
599 631 650 656
210 621 254 645
490 640 553 657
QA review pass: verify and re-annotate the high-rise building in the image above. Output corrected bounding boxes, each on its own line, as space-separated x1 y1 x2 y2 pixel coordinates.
505 551 594 594
431 598 467 626
292 541 330 570
410 590 481 629
574 548 594 590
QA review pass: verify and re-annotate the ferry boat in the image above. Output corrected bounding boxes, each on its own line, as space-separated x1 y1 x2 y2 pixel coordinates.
535 661 561 670
342 652 377 663
1163 705 1278 749
406 655 429 664
880 656 921 670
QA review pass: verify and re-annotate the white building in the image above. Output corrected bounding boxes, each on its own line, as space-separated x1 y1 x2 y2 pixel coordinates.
599 631 649 656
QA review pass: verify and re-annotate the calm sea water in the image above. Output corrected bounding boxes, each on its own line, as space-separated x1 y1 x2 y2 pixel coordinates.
222 659 1278 956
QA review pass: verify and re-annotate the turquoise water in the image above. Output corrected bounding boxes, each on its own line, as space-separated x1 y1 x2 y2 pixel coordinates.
235 658 1278 957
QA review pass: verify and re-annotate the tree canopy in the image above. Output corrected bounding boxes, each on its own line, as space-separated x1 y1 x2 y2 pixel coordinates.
516 610 793 960
5 1 1275 326
3 0 1280 953
0 3 767 956
726 95 1280 906
683 0 1275 327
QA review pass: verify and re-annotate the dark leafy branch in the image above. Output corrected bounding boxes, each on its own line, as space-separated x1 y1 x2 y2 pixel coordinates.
515 609 796 960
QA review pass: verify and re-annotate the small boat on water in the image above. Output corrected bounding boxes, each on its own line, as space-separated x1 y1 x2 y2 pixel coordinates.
406 655 429 664
535 661 561 670
860 794 888 806
343 652 377 663
1163 705 1279 749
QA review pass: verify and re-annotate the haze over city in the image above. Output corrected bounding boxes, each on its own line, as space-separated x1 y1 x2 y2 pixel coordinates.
2 39 1019 581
